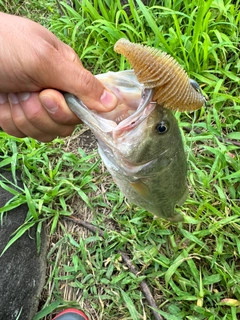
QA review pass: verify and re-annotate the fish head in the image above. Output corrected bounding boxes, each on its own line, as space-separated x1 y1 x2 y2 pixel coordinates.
64 70 143 132
112 101 182 166
64 70 152 152
64 70 181 166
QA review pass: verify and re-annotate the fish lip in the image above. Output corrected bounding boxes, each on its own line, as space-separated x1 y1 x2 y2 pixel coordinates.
65 70 154 132
112 89 154 136
64 70 155 148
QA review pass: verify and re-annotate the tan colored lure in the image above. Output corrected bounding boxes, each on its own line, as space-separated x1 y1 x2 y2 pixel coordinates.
114 38 205 111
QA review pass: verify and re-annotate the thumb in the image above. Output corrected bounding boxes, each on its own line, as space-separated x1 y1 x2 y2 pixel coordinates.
70 67 118 112
45 43 118 112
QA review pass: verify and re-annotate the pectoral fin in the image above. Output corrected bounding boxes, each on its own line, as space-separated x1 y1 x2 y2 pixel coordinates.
129 180 150 198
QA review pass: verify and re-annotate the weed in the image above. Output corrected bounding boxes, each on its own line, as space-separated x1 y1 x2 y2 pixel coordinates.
0 0 239 319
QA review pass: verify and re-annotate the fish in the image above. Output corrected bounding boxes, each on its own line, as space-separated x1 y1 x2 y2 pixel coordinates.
114 38 206 111
64 70 188 221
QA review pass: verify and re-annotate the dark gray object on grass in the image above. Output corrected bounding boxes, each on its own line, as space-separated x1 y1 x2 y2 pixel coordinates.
0 169 48 320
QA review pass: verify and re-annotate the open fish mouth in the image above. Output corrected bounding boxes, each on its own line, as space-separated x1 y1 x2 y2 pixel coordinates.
64 70 155 144
97 71 154 125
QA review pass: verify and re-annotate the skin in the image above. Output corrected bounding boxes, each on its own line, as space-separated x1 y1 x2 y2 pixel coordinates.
0 12 118 142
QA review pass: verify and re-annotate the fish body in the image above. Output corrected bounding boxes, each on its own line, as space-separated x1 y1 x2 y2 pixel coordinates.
64 70 188 221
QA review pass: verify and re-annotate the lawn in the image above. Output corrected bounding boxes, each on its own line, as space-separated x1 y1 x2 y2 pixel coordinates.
0 0 240 319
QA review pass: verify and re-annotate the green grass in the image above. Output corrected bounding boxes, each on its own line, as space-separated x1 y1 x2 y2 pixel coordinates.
0 0 240 319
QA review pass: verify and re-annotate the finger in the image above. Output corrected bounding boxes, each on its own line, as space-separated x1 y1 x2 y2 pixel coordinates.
0 93 26 138
41 42 118 112
39 89 81 125
8 92 55 141
8 92 75 141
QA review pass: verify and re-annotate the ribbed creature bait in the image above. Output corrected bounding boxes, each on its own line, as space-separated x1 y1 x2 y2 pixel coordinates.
114 38 205 111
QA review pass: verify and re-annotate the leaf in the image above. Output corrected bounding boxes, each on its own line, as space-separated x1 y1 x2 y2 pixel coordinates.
203 274 222 285
0 158 13 168
181 229 206 248
33 301 60 320
165 250 188 286
50 211 59 235
1 221 36 256
0 198 26 213
0 179 22 197
151 307 183 320
226 132 240 140
219 299 240 307
120 288 140 320
222 170 240 181
135 0 172 52
24 184 38 220
76 188 93 209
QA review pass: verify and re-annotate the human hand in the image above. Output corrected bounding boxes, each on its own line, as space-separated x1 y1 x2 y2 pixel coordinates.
0 12 117 142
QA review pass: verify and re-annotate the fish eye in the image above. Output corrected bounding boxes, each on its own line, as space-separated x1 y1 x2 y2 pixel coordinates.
155 121 169 134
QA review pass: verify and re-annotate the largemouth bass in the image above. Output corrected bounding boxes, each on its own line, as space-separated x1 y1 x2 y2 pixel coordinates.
64 70 188 221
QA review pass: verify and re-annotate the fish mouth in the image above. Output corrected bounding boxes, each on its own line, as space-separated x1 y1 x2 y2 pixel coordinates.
99 97 150 126
64 70 156 146
96 71 155 129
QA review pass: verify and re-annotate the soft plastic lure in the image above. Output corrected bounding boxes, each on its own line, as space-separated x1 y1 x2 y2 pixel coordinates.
114 38 205 111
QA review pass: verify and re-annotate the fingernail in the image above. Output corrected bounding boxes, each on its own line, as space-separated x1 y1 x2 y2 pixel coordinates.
100 90 118 110
8 93 19 105
18 92 31 102
40 96 58 114
0 93 8 104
